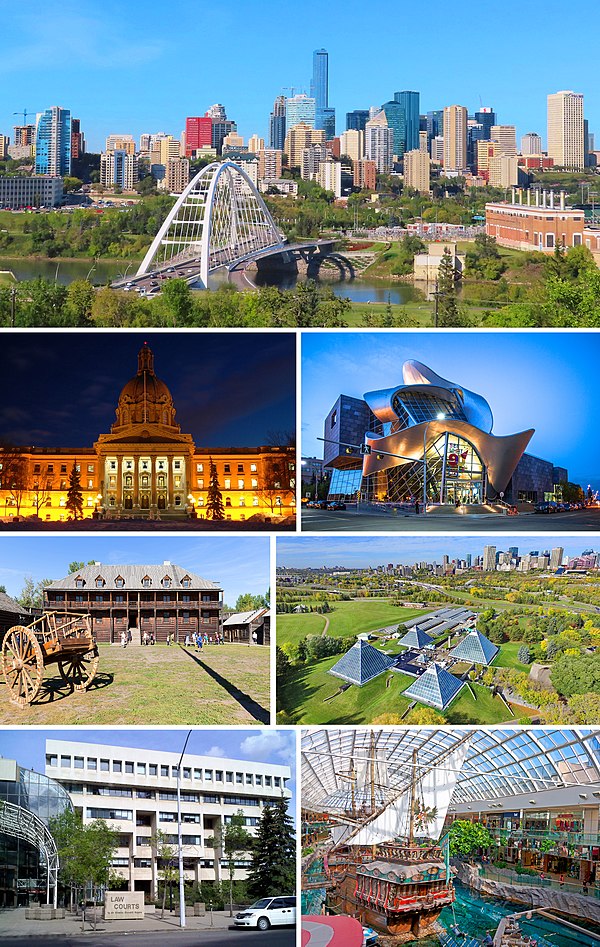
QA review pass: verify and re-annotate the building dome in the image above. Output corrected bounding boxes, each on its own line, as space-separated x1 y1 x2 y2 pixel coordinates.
113 343 179 430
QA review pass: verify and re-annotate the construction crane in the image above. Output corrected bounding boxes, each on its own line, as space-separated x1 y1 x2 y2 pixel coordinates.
13 108 37 126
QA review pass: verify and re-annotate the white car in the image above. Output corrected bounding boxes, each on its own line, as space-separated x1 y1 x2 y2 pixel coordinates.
233 895 296 930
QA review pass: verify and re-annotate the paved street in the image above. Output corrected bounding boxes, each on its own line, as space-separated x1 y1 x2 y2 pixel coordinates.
301 506 600 532
0 907 294 945
0 931 294 946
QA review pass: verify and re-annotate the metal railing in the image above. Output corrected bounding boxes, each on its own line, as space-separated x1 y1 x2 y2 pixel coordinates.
476 863 600 899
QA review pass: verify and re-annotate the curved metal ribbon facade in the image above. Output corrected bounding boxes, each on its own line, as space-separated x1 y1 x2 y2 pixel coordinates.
362 420 534 496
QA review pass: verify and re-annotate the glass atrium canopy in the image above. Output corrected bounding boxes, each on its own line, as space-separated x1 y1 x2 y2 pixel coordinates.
301 729 600 812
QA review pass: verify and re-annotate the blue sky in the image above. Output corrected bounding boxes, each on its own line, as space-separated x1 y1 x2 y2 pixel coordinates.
0 536 269 606
277 536 597 568
0 728 297 813
301 332 600 488
2 0 597 151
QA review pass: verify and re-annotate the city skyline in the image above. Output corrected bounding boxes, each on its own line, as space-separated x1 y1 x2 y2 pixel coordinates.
301 333 600 488
0 535 269 603
0 333 296 448
2 0 598 151
277 535 597 568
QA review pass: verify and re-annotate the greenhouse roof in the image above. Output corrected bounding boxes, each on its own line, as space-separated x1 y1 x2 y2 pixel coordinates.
328 639 396 686
301 729 600 811
402 663 465 710
449 630 499 666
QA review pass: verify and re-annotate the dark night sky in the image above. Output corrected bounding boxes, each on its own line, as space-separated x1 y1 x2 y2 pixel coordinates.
0 333 296 448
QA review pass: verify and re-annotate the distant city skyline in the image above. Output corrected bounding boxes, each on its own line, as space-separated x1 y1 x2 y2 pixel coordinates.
277 536 597 568
0 535 269 603
1 0 597 151
301 333 600 489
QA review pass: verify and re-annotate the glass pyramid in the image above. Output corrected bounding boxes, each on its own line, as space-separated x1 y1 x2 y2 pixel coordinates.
402 662 466 710
328 639 396 686
449 630 499 666
398 626 435 649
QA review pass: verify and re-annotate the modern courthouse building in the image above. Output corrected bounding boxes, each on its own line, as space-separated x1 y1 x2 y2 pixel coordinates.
44 739 291 897
0 343 295 523
43 562 223 645
323 359 567 508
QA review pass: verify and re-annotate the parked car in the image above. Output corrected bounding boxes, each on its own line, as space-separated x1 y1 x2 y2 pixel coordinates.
534 501 555 513
233 895 296 930
327 501 346 511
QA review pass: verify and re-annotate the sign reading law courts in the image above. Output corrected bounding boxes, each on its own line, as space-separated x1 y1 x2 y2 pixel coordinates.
104 891 145 920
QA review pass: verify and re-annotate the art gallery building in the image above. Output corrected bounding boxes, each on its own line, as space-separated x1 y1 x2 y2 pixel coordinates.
323 360 567 508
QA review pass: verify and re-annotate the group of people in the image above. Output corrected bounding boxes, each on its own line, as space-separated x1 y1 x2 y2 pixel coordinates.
180 632 225 650
142 631 156 646
120 629 132 648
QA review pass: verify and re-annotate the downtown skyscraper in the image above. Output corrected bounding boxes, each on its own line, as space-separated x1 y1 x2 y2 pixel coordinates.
35 106 71 176
311 48 335 139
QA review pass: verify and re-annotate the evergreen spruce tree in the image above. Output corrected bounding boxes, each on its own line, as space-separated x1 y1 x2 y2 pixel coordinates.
436 246 463 327
66 461 84 520
205 457 225 520
247 798 295 898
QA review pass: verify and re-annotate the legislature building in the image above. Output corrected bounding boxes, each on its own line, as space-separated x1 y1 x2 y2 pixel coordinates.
324 359 567 508
0 343 295 524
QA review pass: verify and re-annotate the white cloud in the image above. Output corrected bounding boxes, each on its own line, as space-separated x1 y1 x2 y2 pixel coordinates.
240 730 296 767
205 745 226 758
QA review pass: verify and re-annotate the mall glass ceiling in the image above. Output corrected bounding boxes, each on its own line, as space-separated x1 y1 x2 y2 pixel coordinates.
301 729 600 811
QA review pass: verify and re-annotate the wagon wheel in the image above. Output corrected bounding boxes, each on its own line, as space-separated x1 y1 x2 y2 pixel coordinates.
58 645 100 692
1 625 44 707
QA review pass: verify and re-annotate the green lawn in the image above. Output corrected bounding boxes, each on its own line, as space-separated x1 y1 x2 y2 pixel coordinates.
494 642 530 670
276 601 433 647
0 643 270 726
280 654 514 726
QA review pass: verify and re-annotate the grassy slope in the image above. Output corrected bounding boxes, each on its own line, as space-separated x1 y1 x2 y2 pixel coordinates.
276 601 433 647
280 654 513 726
0 643 270 725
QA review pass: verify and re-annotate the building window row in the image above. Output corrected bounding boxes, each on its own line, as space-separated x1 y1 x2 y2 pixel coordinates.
48 755 281 789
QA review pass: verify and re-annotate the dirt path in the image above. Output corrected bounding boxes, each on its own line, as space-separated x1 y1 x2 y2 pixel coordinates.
321 616 330 636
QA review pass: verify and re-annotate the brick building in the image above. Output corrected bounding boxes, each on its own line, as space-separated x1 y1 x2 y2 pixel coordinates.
486 190 600 258
43 561 223 644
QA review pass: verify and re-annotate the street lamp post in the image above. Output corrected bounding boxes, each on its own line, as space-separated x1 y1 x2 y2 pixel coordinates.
177 730 192 928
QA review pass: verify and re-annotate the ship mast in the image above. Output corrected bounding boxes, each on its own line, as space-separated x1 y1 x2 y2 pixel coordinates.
408 748 417 846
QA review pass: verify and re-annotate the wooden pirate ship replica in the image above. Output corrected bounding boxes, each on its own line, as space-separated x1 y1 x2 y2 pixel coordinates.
323 736 471 941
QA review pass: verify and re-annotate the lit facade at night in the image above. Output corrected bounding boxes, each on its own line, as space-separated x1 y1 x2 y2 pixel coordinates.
0 344 295 524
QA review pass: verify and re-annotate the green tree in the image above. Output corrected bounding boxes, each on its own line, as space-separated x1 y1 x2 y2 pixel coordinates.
152 830 178 918
49 809 118 929
551 653 600 696
66 280 95 326
16 575 52 609
247 798 295 899
208 812 253 916
66 462 84 520
436 246 468 327
235 592 268 611
517 645 532 665
159 279 195 326
205 458 225 520
448 819 495 857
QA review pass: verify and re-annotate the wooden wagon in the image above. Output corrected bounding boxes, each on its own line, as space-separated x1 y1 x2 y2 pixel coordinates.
1 611 99 707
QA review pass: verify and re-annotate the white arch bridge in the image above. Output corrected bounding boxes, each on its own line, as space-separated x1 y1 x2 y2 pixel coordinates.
112 161 335 294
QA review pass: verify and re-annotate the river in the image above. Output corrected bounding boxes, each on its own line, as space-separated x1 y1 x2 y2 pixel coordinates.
0 256 425 305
